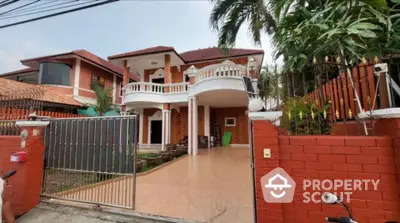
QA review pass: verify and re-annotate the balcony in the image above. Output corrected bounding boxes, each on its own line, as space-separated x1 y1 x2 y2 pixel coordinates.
186 60 248 96
124 82 189 104
123 60 253 105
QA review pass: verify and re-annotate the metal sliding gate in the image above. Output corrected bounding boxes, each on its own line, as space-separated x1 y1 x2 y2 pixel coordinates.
41 115 139 209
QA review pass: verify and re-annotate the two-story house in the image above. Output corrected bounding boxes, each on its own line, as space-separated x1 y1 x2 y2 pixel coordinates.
0 49 139 114
108 46 263 155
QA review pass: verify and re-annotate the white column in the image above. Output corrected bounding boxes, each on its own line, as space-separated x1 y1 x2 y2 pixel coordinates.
204 105 210 148
188 98 192 155
138 108 144 145
193 96 198 155
161 110 166 151
112 75 117 104
73 59 81 96
167 110 171 144
163 110 171 144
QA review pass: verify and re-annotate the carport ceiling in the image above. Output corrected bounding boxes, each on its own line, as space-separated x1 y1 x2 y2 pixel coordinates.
197 90 248 107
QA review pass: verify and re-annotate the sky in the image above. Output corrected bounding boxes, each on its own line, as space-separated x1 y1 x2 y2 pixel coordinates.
0 0 275 73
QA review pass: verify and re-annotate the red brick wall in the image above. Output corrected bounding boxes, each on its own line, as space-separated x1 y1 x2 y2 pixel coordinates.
253 120 400 223
78 60 122 102
143 57 248 84
142 106 203 144
0 126 46 216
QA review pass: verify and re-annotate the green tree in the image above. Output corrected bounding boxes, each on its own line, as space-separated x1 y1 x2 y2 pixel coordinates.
209 0 276 49
257 65 282 109
93 84 113 116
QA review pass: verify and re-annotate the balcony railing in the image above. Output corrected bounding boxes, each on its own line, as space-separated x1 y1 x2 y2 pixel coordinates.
197 64 246 82
124 82 189 95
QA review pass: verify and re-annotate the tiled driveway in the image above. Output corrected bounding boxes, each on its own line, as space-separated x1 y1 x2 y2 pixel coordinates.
135 147 254 223
58 147 254 223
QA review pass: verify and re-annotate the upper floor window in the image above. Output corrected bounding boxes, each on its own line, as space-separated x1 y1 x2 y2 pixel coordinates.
91 74 105 90
39 62 71 86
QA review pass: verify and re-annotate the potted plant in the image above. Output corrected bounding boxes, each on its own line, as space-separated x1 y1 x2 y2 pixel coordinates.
160 151 172 162
176 144 187 156
136 159 144 171
143 153 162 166
166 144 176 151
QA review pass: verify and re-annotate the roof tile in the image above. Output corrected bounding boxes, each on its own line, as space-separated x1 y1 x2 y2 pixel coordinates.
0 78 82 106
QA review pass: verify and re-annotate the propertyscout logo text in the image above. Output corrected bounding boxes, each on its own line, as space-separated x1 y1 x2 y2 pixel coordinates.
260 167 380 203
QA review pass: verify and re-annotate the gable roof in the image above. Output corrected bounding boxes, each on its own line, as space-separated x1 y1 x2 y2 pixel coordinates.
180 47 264 63
0 78 82 106
108 46 178 60
21 50 140 81
108 46 264 64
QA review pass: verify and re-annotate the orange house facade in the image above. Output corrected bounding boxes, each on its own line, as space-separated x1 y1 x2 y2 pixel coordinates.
109 46 264 154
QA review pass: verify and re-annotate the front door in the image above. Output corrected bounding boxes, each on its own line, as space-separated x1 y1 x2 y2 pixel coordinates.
150 120 162 144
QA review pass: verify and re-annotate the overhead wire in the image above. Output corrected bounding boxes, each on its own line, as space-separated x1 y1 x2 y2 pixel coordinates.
0 0 98 20
0 0 119 29
0 0 19 8
2 0 59 15
0 0 40 16
1 0 76 17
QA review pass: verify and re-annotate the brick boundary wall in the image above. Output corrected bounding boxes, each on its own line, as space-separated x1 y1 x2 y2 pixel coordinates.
0 125 46 216
253 120 400 223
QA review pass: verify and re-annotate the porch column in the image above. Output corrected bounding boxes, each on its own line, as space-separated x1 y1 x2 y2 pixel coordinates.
188 97 192 155
164 54 171 92
204 105 210 148
193 96 198 155
138 108 144 145
162 109 171 145
122 60 129 111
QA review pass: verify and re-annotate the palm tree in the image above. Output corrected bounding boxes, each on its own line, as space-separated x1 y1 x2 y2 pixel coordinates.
209 0 276 49
92 84 113 116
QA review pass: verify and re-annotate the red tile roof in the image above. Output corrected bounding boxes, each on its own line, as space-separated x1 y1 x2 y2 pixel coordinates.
108 46 264 63
0 67 37 77
180 47 264 63
73 50 140 81
0 78 82 106
108 46 176 60
21 50 140 81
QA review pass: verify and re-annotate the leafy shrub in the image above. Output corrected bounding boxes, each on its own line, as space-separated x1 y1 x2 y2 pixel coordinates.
281 97 331 135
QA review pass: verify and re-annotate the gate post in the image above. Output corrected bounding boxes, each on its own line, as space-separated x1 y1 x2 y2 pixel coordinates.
10 120 49 215
249 112 283 223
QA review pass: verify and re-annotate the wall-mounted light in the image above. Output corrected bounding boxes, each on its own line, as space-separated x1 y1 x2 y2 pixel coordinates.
151 62 158 65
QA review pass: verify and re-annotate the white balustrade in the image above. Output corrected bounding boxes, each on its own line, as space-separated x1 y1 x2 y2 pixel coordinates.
197 61 246 82
124 82 189 95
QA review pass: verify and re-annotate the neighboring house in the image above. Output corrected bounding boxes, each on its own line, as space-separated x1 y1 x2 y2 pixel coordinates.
0 78 82 118
0 49 139 110
108 46 264 154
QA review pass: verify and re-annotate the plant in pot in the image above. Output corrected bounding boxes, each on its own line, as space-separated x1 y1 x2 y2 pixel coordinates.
176 144 187 156
136 159 144 171
143 153 162 166
160 151 173 162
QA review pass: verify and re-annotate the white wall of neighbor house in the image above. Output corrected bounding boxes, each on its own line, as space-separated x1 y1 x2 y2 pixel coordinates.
73 59 81 96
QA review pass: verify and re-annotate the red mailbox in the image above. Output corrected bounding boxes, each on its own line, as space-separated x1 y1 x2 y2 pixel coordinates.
10 152 27 163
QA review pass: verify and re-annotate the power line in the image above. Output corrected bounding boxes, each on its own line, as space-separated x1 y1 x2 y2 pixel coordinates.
0 0 119 29
0 0 19 8
0 0 91 19
3 0 59 16
1 0 75 17
0 0 40 16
